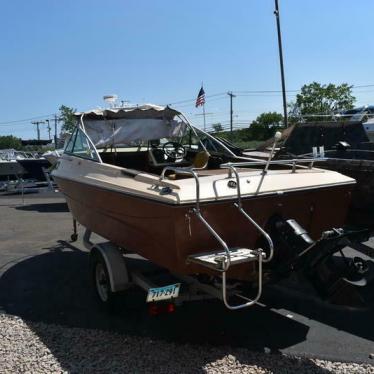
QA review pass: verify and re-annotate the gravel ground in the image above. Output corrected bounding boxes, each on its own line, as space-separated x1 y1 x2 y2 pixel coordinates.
1 314 373 374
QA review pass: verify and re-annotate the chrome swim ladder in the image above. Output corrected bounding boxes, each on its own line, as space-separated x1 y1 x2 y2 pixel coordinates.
159 165 274 310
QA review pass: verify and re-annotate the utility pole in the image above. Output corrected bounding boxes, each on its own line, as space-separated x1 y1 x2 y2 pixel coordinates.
45 119 51 140
54 114 59 148
274 0 288 127
31 121 44 141
227 91 236 134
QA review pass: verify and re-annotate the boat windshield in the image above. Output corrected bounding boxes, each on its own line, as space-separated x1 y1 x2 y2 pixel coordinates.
94 125 233 156
65 105 240 173
0 149 35 161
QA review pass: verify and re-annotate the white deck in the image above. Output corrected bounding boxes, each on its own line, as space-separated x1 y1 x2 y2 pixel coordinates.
53 154 356 205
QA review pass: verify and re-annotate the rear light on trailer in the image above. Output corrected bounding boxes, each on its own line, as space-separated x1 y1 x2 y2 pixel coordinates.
148 302 175 316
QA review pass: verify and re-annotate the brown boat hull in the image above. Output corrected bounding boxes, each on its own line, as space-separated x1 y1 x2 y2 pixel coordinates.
55 177 353 281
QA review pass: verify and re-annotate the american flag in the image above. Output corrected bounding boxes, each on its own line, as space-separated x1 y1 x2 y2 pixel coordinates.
195 86 205 107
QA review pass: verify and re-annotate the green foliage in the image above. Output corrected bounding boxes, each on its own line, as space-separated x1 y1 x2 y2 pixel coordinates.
212 123 223 132
230 139 263 149
59 105 77 133
212 112 283 149
252 112 284 127
217 131 263 150
249 112 284 140
0 135 22 150
287 101 302 124
295 82 356 121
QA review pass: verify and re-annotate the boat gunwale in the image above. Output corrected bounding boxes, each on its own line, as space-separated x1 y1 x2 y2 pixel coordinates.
53 173 355 207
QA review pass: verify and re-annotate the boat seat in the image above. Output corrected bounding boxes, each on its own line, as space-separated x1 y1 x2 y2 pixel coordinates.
192 150 210 169
100 150 150 171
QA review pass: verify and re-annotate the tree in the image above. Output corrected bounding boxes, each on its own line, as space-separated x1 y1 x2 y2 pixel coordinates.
212 123 223 132
0 135 22 150
295 82 355 121
251 112 284 127
287 101 303 124
249 112 283 140
59 105 77 133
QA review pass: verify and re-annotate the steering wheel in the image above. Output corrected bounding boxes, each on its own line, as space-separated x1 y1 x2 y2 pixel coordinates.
162 141 187 160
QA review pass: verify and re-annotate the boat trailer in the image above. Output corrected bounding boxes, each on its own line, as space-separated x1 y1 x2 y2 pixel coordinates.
72 216 374 312
82 228 235 311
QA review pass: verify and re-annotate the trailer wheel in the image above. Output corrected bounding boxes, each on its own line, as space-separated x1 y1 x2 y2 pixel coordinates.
90 251 117 310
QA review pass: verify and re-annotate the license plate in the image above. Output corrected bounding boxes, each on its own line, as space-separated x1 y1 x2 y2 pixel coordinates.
146 283 181 303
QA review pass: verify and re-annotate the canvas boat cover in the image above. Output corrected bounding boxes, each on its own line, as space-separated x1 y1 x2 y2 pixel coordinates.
76 104 187 148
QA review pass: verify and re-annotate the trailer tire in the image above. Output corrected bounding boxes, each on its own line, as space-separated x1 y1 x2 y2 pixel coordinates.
90 250 118 311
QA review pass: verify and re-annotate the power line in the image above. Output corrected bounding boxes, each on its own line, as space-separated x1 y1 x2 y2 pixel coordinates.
0 113 55 125
234 89 299 94
197 84 374 98
167 92 226 106
0 127 35 134
353 84 374 89
0 83 373 130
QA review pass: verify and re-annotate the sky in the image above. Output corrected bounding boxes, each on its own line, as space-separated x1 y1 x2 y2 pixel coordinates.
1 0 374 139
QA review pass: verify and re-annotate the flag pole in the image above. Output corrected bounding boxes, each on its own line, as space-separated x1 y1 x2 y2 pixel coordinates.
202 82 206 131
203 102 206 131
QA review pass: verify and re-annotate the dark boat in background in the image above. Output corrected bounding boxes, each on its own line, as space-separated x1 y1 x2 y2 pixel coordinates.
250 121 374 228
17 157 51 181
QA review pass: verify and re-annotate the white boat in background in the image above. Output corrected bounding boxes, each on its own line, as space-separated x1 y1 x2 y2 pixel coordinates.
42 149 63 166
339 105 374 141
0 149 53 183
0 149 29 180
362 118 374 141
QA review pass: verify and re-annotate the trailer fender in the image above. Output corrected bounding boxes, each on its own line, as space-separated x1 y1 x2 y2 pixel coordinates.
90 243 129 293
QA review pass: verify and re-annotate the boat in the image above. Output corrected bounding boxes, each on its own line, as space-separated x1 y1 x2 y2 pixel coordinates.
253 120 374 228
0 156 25 180
0 149 28 180
338 105 374 141
52 104 372 309
17 155 51 181
0 149 51 181
362 117 374 141
42 149 63 166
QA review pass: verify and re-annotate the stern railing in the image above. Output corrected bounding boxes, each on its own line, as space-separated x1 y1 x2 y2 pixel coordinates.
220 164 274 262
159 166 231 271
